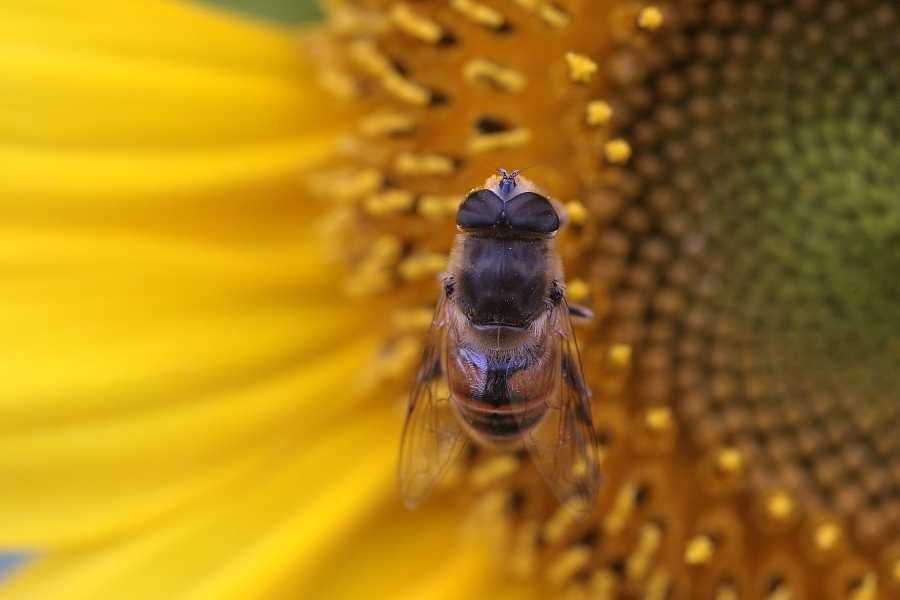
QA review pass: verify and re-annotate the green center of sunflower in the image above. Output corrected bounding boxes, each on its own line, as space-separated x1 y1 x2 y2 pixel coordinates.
736 22 900 364
598 1 900 528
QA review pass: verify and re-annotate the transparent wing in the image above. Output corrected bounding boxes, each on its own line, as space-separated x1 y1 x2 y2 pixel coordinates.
397 292 469 508
518 299 600 508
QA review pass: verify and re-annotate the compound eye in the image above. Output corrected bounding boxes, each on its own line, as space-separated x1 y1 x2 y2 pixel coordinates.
456 189 504 230
505 192 560 233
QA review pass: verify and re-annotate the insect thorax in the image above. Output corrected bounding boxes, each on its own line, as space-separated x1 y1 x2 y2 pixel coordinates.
455 234 552 329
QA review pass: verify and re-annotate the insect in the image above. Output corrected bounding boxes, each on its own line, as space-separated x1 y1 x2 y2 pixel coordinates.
398 168 600 510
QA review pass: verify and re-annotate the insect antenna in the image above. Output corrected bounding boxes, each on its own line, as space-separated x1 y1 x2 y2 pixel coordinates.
496 159 564 194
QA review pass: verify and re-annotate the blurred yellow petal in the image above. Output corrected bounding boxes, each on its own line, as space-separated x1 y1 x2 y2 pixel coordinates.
0 335 382 545
0 40 325 147
0 0 334 214
0 0 520 598
0 295 366 417
3 0 307 71
298 503 539 600
0 0 363 552
316 0 900 597
0 143 330 206
0 231 333 292
0 407 400 599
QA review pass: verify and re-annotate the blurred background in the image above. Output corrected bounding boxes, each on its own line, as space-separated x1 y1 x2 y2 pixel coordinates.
0 0 324 587
203 0 321 23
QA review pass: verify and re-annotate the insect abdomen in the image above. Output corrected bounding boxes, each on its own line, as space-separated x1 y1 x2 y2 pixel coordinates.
447 342 553 446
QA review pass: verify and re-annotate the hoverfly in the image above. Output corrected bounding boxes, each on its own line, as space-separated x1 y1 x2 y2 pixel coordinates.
398 169 600 509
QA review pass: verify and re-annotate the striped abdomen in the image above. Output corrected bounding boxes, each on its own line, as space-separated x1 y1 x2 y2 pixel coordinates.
446 336 557 447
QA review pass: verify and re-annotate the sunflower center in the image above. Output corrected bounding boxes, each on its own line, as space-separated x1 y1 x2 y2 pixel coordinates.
715 30 900 376
598 0 900 525
319 0 900 594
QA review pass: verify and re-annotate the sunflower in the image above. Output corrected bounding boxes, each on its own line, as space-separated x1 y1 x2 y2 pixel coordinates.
312 0 899 598
0 1 525 598
2 0 898 599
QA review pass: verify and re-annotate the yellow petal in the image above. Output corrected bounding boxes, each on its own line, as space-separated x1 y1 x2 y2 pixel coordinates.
3 1 309 72
0 333 380 548
297 502 540 600
0 0 340 209
0 38 326 148
3 408 535 600
0 407 400 599
0 0 359 553
0 141 332 207
0 231 335 293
